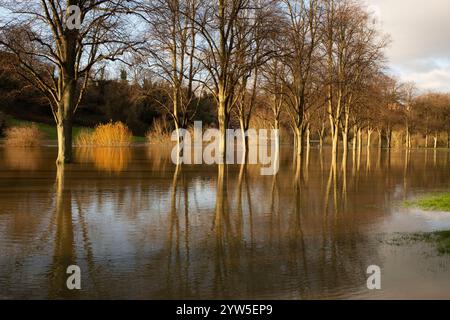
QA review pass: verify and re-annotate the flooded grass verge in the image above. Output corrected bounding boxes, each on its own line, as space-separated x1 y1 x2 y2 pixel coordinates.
404 193 450 212
387 231 450 255
397 194 450 254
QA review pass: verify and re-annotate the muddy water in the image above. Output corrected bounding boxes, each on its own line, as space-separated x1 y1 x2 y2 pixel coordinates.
0 146 450 299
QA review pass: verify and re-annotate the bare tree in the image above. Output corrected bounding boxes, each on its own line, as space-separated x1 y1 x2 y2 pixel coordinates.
193 0 275 159
139 0 201 144
322 0 387 162
0 0 140 164
279 0 321 157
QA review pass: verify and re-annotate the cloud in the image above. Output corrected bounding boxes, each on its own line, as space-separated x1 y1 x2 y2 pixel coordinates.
365 0 450 92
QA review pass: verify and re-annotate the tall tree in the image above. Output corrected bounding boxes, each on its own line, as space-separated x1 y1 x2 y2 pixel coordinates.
0 0 140 164
193 0 275 159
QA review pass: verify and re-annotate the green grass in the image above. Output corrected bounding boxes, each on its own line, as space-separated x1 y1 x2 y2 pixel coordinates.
404 193 450 212
5 117 146 143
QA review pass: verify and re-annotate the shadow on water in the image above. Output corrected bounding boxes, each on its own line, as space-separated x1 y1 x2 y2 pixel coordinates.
0 146 450 299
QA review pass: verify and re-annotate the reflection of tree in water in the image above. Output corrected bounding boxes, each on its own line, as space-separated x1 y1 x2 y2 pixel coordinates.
49 166 77 298
3 147 450 298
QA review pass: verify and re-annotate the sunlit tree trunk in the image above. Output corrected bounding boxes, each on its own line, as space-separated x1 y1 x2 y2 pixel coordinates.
377 129 382 149
433 132 438 149
294 127 303 157
218 90 228 160
306 124 311 156
367 127 373 150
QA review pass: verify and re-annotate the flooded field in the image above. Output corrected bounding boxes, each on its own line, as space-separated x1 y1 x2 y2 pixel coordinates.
1 146 450 299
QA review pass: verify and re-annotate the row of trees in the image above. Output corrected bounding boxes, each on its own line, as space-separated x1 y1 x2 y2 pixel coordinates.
0 0 449 165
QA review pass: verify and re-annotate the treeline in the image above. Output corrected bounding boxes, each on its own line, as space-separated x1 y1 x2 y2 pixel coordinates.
0 0 449 164
0 54 216 136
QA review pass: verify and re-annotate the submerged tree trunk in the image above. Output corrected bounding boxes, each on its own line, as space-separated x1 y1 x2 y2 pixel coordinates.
386 127 392 149
352 125 357 151
367 128 373 150
330 121 339 162
56 77 76 164
294 127 303 157
357 127 362 155
378 129 382 149
218 94 228 161
318 130 324 150
342 113 349 162
306 125 311 155
56 119 73 164
405 123 410 149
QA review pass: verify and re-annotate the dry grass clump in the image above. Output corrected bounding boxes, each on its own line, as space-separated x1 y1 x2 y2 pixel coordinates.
146 118 173 144
76 122 133 147
4 125 44 147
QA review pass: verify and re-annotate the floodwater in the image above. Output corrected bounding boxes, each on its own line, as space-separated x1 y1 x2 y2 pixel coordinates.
1 145 450 299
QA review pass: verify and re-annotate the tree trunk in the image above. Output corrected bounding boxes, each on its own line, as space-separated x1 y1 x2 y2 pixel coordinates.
306 125 311 155
331 122 339 161
405 122 410 149
56 118 73 165
367 129 373 150
218 94 227 161
434 134 438 149
425 134 429 149
386 127 392 149
378 130 382 149
342 114 349 161
357 127 362 155
342 129 348 161
352 125 357 151
318 131 323 150
294 127 303 157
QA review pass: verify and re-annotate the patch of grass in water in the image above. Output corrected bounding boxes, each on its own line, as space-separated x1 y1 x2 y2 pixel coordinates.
404 193 450 212
387 231 450 255
435 230 450 254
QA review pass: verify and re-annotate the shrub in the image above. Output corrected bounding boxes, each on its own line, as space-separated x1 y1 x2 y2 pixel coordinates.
4 125 44 147
146 118 173 144
76 121 133 147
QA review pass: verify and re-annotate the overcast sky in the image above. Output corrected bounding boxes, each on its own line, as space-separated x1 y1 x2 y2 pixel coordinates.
365 0 450 92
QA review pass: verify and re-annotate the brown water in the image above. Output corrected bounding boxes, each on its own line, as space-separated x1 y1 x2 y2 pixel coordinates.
1 146 450 300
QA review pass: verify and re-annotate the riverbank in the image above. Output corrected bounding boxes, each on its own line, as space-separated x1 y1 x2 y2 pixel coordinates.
3 117 147 143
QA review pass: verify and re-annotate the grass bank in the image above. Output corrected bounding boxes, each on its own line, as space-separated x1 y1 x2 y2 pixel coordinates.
4 117 146 143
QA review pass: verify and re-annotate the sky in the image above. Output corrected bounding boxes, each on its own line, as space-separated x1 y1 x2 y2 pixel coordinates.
365 0 450 92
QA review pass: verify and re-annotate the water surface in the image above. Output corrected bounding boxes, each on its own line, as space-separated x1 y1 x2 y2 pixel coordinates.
1 146 450 299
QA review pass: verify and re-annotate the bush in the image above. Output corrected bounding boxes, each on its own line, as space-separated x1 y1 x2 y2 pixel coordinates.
75 121 133 146
146 118 173 144
4 125 44 147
